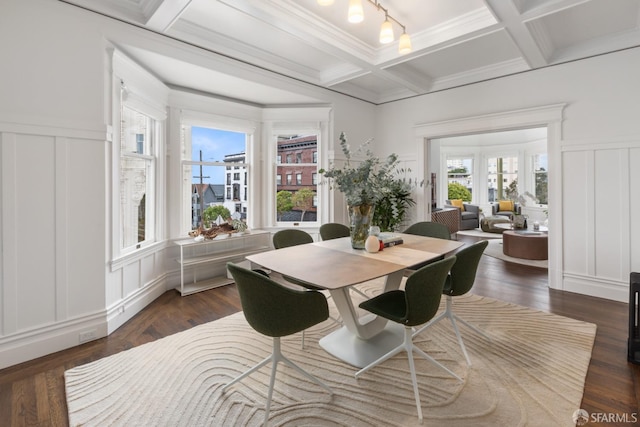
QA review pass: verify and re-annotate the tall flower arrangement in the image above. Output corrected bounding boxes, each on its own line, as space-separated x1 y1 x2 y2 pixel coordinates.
319 132 399 206
320 132 420 245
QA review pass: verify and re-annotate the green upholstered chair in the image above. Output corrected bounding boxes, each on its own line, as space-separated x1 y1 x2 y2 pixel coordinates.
319 222 350 241
354 256 461 422
413 240 490 366
403 221 451 271
272 229 321 290
223 263 332 425
404 221 451 240
272 229 340 344
273 228 314 249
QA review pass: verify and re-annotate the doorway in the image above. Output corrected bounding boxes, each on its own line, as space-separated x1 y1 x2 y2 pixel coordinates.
413 104 565 290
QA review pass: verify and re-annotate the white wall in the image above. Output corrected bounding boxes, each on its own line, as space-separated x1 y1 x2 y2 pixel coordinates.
0 0 374 368
374 47 640 302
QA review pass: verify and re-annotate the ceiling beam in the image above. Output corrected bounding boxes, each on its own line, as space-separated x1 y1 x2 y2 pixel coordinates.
146 0 193 32
484 0 549 68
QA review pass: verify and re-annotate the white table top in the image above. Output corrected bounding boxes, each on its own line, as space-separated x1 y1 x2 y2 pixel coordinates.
246 234 463 290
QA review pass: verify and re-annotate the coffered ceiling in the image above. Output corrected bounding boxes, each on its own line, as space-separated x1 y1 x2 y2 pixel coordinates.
60 0 640 105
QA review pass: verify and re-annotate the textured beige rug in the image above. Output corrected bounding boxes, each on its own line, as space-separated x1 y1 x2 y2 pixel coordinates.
65 281 595 426
456 229 504 239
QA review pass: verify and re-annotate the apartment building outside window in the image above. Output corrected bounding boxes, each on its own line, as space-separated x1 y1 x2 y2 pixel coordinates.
275 134 319 222
119 105 158 251
181 125 249 229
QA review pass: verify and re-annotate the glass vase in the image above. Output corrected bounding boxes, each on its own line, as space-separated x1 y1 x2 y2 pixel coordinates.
348 204 375 249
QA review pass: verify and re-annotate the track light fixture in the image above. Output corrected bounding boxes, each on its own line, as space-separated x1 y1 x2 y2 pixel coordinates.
318 0 411 54
347 0 364 23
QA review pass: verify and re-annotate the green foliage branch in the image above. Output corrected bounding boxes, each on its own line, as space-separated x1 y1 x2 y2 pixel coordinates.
447 182 471 202
319 132 400 206
203 205 231 225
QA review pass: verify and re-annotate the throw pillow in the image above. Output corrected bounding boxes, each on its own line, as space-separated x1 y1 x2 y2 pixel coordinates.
498 200 514 212
450 199 465 211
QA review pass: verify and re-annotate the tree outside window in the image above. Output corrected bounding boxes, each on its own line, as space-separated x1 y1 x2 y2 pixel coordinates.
446 158 473 200
533 154 548 205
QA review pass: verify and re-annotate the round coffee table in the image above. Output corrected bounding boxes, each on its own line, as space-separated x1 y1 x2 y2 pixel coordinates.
502 230 548 260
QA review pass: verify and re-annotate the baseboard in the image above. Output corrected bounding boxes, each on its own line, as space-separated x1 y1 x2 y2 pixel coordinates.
0 276 168 370
561 274 628 303
0 311 108 370
107 275 168 334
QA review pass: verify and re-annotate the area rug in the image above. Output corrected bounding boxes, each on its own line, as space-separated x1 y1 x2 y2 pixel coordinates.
483 239 548 269
65 281 595 427
457 229 503 239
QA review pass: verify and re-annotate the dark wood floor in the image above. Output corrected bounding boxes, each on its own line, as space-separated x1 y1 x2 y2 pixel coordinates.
1 234 638 426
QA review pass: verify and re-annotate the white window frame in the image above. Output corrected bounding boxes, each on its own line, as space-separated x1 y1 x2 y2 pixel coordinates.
531 152 549 207
179 112 257 235
262 107 331 228
111 50 168 261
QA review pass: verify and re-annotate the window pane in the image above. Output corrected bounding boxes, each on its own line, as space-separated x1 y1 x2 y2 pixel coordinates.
120 156 150 247
276 134 318 222
120 105 154 249
534 154 548 205
121 106 152 155
186 127 248 229
488 157 518 202
446 158 473 201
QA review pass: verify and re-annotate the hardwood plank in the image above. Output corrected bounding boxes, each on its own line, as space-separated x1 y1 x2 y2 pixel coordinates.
0 235 638 426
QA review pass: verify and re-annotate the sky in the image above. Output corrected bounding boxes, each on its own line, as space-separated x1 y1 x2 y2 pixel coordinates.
191 126 246 184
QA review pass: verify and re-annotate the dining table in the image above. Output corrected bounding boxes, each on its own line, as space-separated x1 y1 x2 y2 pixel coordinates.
245 233 464 368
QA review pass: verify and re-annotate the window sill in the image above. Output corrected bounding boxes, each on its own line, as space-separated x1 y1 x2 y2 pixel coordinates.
110 241 168 272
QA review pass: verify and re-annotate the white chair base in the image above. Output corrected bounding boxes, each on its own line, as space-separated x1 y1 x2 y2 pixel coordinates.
413 296 491 366
223 337 332 426
355 326 462 422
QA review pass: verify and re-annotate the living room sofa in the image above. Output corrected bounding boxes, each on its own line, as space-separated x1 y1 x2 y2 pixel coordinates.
491 201 522 219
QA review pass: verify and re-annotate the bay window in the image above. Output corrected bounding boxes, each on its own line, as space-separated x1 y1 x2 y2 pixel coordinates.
180 124 249 231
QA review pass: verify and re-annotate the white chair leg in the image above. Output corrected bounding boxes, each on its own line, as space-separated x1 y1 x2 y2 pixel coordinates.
222 355 271 391
412 309 447 337
453 313 492 341
449 315 471 366
412 345 463 382
224 337 331 426
355 344 404 378
264 344 279 427
412 296 490 366
280 354 333 394
404 327 423 422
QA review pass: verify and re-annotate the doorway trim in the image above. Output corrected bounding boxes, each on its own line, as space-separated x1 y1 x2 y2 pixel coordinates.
413 104 565 290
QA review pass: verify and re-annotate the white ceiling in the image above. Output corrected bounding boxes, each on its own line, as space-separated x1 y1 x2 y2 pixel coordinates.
61 0 640 105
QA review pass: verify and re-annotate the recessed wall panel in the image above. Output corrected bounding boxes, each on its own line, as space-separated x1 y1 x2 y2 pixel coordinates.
15 134 56 330
562 151 589 274
65 139 106 316
594 149 624 280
